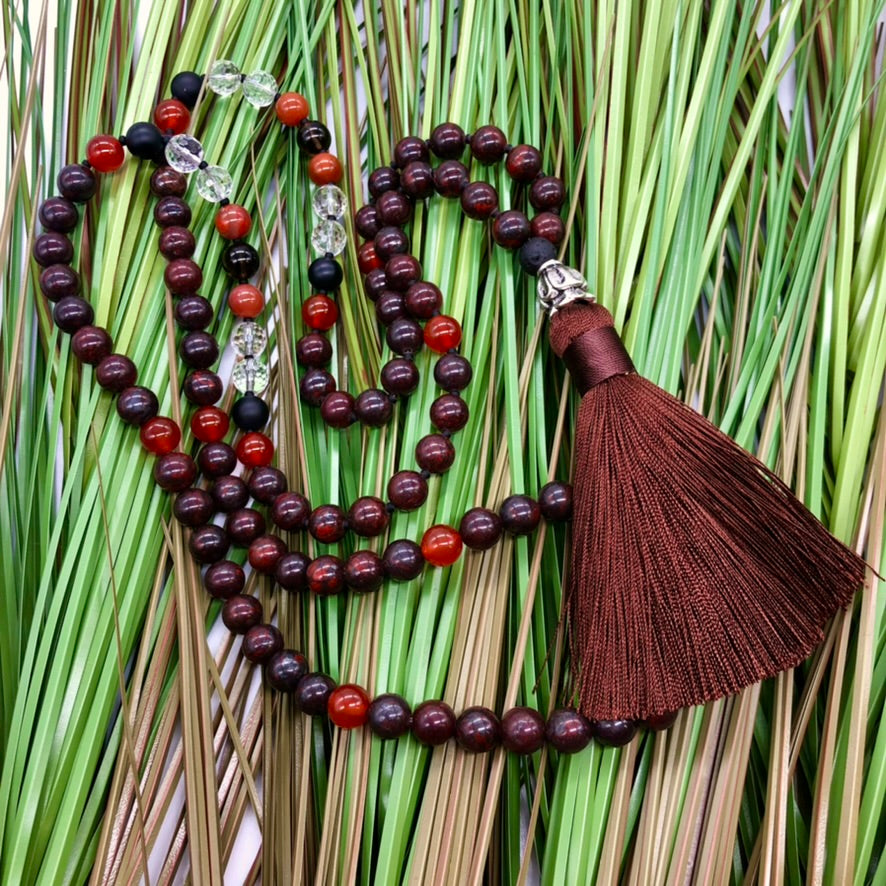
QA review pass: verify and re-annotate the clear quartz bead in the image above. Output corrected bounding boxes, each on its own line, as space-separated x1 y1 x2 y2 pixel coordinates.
231 320 268 357
195 165 233 202
311 220 347 255
233 358 269 394
208 60 242 96
165 134 204 173
242 70 277 108
312 184 347 219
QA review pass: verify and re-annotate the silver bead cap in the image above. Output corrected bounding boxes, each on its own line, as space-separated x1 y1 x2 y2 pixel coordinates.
536 260 595 314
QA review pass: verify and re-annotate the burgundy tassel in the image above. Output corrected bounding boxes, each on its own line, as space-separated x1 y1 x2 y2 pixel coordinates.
547 297 865 722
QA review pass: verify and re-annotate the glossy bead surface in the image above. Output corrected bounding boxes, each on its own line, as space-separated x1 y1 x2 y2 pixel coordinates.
160 226 197 259
242 624 284 664
375 190 412 227
433 353 472 391
139 416 181 455
149 166 187 197
354 205 380 240
430 395 468 433
642 711 679 731
306 555 346 596
492 210 531 249
71 326 112 365
393 136 429 167
470 125 507 164
459 508 503 551
501 707 546 754
518 237 557 275
347 497 389 537
33 233 73 267
538 482 573 521
299 369 336 407
412 700 456 745
86 135 125 173
368 694 412 739
387 471 427 511
225 509 266 546
154 99 190 134
344 551 384 592
368 166 399 198
57 164 96 202
198 442 237 478
354 389 393 427
460 181 498 220
275 92 310 126
164 258 202 296
546 709 592 753
421 525 463 567
320 391 357 428
531 211 566 244
39 197 78 233
296 120 332 155
302 294 338 331
455 706 501 752
153 452 197 492
429 122 466 159
591 719 637 747
211 475 249 512
381 358 420 396
248 534 287 573
173 489 214 527
386 318 423 355
222 243 260 280
215 204 252 239
39 264 80 301
364 268 388 300
95 354 136 392
424 315 462 353
296 673 336 715
154 196 191 228
529 176 566 211
309 505 347 544
404 281 442 319
433 160 469 198
248 467 287 503
328 684 372 729
266 650 309 692
500 495 541 535
116 386 158 426
307 257 343 292
204 560 245 599
179 332 218 369
275 552 310 591
231 394 269 431
271 492 311 530
375 291 407 326
236 432 274 468
308 152 343 185
53 296 93 333
183 370 223 406
400 161 435 199
228 283 264 318
222 595 263 634
415 434 455 474
170 71 203 109
374 226 410 261
357 242 383 274
506 144 543 182
382 540 424 581
174 295 213 331
189 525 228 564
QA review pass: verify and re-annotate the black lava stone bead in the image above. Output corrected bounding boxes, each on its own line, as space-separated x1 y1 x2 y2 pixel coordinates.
518 237 557 275
125 122 166 163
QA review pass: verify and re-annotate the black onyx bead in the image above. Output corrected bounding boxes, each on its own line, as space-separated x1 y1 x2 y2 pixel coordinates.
33 232 73 267
415 434 455 474
538 482 573 521
405 281 443 319
296 333 333 367
225 509 267 546
306 555 346 596
344 550 384 593
321 391 357 428
222 595 263 634
173 488 214 527
591 719 637 747
492 210 531 250
529 176 566 211
433 160 469 198
386 471 427 511
364 269 388 301
275 552 310 591
347 497 389 537
368 694 413 739
242 624 284 664
53 296 93 333
308 505 347 544
222 243 260 280
374 226 410 261
231 393 269 431
39 264 80 301
368 166 400 198
460 182 498 220
518 237 557 275
470 125 508 164
375 190 412 227
266 650 309 693
116 386 158 426
39 197 78 233
198 442 237 478
183 370 223 406
71 326 112 365
505 144 543 182
546 709 592 753
412 700 457 745
150 166 187 197
204 560 245 599
375 291 407 326
299 369 336 406
531 212 566 245
456 706 501 752
95 354 136 392
382 539 424 581
295 673 337 715
434 353 473 391
154 197 191 228
430 394 468 432
354 205 381 239
381 358 419 396
307 257 343 291
458 508 502 551
271 492 310 530
179 332 219 369
400 161 435 199
386 318 423 356
248 467 287 504
393 136 429 167
174 296 213 331
296 120 332 155
160 226 197 260
124 122 166 163
57 164 96 202
500 494 541 535
170 71 203 109
153 453 197 492
211 475 249 512
355 389 393 427
501 707 546 754
189 525 228 564
429 122 467 159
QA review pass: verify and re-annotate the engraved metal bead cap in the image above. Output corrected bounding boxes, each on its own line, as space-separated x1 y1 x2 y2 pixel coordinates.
536 260 595 314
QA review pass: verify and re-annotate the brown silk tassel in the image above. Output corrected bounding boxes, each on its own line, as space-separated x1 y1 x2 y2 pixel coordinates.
546 296 865 722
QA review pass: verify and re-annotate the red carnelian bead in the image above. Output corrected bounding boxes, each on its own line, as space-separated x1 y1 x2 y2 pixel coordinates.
424 315 462 353
302 294 338 331
191 406 230 443
236 432 274 467
328 684 371 729
139 416 181 455
275 92 310 126
228 283 264 318
215 204 252 240
308 153 343 185
420 524 463 567
357 242 384 274
153 99 190 135
86 135 125 173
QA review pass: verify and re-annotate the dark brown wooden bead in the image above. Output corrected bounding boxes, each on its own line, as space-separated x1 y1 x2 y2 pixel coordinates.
159 226 196 259
455 706 501 752
150 166 187 197
248 534 287 573
295 673 336 715
320 391 357 428
296 333 333 367
529 176 565 211
53 296 93 333
344 550 384 592
354 205 380 239
299 369 336 406
95 354 136 392
505 144 543 182
642 711 679 731
381 358 419 396
530 211 566 244
275 551 310 591
226 508 267 546
306 554 345 595
405 281 442 319
434 353 472 391
368 694 412 738
433 160 469 197
364 268 388 300
174 295 213 330
266 650 309 692
501 707 546 754
430 394 468 432
590 719 637 747
386 318 423 355
375 190 412 227
71 325 112 365
375 291 408 326
179 332 218 369
500 494 541 535
546 709 591 753
348 497 389 537
415 434 455 474
355 389 393 427
154 196 191 227
412 700 456 744
173 488 214 527
33 232 74 267
470 125 508 164
39 197 79 233
164 258 202 295
459 508 503 551
400 161 435 199
429 122 466 159
382 539 424 581
248 466 287 504
309 505 347 544
386 471 428 511
242 623 284 664
271 492 311 530
153 452 197 492
188 525 228 564
183 370 223 406
538 482 573 521
198 442 237 478
460 182 498 220
222 595 262 634
374 226 410 261
393 136 429 167
57 164 96 202
368 166 400 198
116 386 159 426
39 264 80 301
211 475 249 512
492 210 531 249
204 560 245 599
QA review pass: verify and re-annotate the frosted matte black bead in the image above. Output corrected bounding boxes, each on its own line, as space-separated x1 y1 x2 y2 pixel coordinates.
518 237 557 275
170 71 203 109
232 393 270 431
125 122 166 163
308 257 343 292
